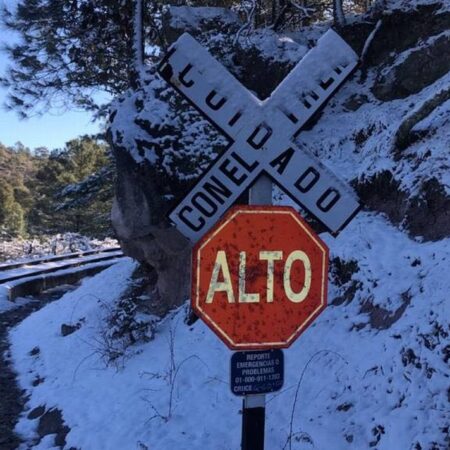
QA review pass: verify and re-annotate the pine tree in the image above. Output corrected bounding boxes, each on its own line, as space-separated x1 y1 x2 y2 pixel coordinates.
0 179 25 236
55 136 114 237
2 0 375 117
1 0 137 117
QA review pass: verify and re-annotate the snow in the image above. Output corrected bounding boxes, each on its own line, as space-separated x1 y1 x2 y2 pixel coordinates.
109 73 225 177
290 67 450 198
8 3 449 449
9 213 449 449
235 28 309 63
378 30 450 77
0 296 31 313
168 6 239 30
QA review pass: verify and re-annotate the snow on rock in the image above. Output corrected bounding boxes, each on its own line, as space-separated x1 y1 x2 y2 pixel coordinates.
166 6 240 32
9 213 449 449
233 28 309 64
108 71 224 177
295 69 450 195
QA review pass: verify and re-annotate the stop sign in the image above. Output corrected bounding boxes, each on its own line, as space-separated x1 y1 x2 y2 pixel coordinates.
192 205 329 350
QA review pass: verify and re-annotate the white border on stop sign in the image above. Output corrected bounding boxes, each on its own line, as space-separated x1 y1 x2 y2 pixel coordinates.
194 207 328 349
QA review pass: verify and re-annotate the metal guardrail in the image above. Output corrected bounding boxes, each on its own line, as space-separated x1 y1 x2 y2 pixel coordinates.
0 250 123 284
0 248 125 302
4 259 124 301
0 247 121 272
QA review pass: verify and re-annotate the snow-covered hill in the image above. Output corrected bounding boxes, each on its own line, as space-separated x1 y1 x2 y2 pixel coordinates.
7 1 450 449
9 210 449 449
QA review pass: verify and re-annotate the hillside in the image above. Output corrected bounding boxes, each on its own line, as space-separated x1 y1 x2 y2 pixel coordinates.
6 0 450 449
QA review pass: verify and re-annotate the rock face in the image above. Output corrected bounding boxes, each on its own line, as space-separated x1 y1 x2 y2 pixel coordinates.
372 32 450 101
110 142 193 313
109 1 449 313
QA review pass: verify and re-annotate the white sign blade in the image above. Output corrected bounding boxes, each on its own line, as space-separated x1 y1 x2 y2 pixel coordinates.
265 29 358 136
159 33 259 138
159 31 361 242
263 142 360 233
169 148 261 242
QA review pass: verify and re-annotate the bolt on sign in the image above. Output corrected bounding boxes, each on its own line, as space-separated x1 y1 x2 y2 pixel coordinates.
158 30 360 243
192 206 329 350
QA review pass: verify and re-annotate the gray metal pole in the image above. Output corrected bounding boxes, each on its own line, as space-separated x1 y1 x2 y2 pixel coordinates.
241 174 272 450
241 394 266 450
249 175 272 205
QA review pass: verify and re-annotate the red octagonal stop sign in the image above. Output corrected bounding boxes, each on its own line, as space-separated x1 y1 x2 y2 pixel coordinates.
192 205 329 350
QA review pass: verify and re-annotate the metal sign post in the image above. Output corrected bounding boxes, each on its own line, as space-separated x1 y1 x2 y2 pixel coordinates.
242 175 273 450
242 393 266 450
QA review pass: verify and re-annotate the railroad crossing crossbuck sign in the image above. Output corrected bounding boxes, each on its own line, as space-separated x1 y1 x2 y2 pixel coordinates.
159 30 361 242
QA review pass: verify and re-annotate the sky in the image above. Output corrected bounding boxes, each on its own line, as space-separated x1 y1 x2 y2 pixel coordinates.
0 0 100 151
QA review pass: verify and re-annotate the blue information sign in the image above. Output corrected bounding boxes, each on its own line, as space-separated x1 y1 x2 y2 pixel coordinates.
230 350 284 396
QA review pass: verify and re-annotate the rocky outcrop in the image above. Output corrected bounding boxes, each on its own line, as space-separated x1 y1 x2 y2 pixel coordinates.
393 86 450 152
108 7 304 312
110 123 194 313
364 3 450 66
373 32 450 101
355 172 450 241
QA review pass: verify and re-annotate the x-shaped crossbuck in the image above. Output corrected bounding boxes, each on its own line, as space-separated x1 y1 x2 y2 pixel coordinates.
158 30 361 243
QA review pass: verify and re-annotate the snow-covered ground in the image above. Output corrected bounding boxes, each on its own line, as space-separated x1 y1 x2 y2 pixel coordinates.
8 211 449 449
5 2 449 448
0 296 31 314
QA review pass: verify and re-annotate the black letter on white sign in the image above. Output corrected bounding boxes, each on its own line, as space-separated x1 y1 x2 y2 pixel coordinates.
179 206 205 232
247 123 273 149
179 64 195 87
294 167 320 193
317 188 341 212
270 148 295 175
192 192 218 217
206 90 227 111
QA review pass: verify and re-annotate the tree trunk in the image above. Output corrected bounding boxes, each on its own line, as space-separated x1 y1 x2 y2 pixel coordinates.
333 0 346 27
131 0 145 88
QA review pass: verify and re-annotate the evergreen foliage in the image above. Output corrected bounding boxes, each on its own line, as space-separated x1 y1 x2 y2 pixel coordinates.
0 137 113 238
1 0 137 117
1 0 374 117
0 178 25 236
